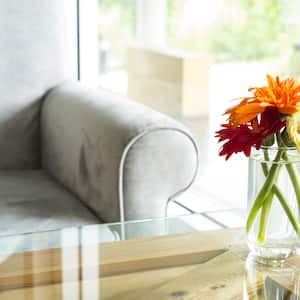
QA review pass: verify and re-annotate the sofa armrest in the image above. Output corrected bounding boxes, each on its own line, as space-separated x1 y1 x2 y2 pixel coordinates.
41 81 198 222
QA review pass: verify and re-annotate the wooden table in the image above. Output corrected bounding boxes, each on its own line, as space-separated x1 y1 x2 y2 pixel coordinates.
0 225 300 299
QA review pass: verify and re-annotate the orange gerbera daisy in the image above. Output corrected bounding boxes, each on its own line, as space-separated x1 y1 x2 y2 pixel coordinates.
226 74 300 126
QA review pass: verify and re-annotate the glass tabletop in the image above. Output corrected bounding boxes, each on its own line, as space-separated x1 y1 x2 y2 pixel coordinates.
0 209 245 254
2 208 300 300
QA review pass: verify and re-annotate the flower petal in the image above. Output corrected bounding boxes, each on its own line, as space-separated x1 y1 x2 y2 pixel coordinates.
287 113 300 151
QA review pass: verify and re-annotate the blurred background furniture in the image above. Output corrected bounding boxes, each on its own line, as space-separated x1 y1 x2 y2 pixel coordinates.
0 0 198 236
128 46 212 117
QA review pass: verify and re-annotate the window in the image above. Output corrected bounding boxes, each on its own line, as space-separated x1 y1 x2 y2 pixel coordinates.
93 0 300 214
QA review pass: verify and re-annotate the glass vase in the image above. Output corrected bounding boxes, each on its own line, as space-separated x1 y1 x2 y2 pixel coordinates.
244 254 300 298
247 146 300 265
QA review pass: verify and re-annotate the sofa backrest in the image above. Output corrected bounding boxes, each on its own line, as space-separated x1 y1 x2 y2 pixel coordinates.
0 0 77 169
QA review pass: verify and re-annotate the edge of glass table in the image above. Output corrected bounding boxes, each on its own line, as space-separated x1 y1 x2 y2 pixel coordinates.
0 209 246 254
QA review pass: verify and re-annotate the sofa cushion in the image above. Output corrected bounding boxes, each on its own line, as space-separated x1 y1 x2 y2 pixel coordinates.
0 0 77 168
0 170 99 236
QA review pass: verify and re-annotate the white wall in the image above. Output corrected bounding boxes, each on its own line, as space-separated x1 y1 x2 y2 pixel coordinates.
136 0 166 48
63 0 78 79
79 0 99 87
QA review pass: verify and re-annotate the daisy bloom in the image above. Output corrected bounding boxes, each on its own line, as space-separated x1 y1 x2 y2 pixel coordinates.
287 112 300 151
225 74 300 127
216 107 285 160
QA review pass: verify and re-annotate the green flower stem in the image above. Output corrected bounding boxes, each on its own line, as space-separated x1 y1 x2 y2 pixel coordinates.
258 191 273 243
274 185 300 236
282 152 300 210
259 149 300 239
257 149 273 243
276 133 300 211
246 149 283 233
261 148 270 174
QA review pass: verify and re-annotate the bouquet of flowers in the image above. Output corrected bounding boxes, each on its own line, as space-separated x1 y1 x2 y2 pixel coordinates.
216 74 300 244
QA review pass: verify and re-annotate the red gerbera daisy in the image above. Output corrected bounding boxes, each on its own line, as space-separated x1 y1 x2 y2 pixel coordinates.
216 107 285 160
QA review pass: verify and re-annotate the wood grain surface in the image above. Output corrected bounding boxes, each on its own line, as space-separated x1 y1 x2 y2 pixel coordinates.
0 227 299 299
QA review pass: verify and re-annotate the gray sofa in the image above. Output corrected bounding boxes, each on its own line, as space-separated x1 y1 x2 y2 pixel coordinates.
0 0 198 236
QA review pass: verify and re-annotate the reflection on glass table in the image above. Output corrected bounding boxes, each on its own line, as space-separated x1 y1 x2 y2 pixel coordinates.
0 209 245 254
245 255 300 299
